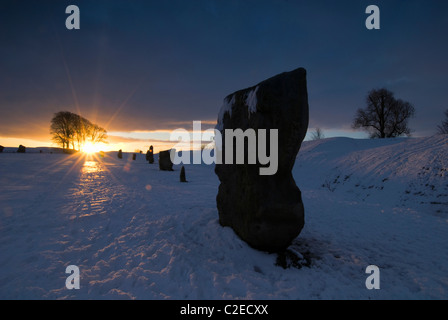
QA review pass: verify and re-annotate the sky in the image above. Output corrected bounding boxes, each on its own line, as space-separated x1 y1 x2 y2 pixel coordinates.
1 0 447 152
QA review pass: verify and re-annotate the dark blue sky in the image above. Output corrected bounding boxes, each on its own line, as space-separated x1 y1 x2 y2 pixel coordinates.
1 0 447 145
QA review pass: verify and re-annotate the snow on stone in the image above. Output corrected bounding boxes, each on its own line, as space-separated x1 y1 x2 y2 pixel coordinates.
216 95 235 131
245 86 259 117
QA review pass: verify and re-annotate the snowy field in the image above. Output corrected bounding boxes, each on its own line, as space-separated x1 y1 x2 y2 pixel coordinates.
0 135 447 299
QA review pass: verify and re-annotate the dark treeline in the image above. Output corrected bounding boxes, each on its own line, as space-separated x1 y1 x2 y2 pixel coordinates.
50 111 107 151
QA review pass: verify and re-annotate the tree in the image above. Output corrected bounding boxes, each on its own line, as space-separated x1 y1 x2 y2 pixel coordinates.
437 109 448 134
88 123 108 145
50 111 107 151
310 127 325 140
50 111 75 150
72 115 93 151
352 88 415 138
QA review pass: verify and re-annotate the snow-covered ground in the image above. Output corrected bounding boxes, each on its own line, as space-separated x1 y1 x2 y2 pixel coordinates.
0 135 447 299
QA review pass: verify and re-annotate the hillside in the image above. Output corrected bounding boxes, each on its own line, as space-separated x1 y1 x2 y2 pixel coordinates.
296 135 448 215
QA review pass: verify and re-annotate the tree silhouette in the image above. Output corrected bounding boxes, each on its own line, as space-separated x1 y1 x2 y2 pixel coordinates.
50 111 74 149
89 123 108 145
50 111 107 151
352 88 415 138
310 127 324 140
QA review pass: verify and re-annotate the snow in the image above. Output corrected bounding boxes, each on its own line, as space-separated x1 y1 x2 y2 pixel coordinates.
0 135 447 299
245 86 259 117
216 86 259 129
216 95 235 131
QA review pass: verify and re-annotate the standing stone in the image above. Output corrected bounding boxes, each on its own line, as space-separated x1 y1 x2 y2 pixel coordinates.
0 145 4 153
132 153 137 161
146 145 154 164
17 145 26 153
117 149 123 159
159 149 173 171
180 165 187 182
215 67 309 252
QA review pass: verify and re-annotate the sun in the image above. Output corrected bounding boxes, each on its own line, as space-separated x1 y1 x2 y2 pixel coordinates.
83 142 99 154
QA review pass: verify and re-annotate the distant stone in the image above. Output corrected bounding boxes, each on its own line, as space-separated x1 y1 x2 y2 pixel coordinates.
132 153 136 161
180 165 187 182
146 145 154 164
17 145 26 153
117 149 123 159
159 150 173 171
215 67 309 252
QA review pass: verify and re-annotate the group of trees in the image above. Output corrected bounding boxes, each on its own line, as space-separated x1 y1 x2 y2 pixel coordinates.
50 111 107 151
312 88 447 140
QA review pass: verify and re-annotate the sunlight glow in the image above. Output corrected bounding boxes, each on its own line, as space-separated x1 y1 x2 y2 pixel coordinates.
83 142 100 154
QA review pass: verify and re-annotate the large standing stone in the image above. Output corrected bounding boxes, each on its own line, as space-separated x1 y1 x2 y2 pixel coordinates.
0 145 4 153
215 67 309 252
159 150 174 171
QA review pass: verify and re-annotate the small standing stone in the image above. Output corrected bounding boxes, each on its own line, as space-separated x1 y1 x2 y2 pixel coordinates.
17 145 26 153
132 153 137 161
117 149 123 159
180 166 187 182
146 145 154 164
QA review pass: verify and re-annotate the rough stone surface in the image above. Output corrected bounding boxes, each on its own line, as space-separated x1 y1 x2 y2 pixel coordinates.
159 150 173 171
215 67 309 252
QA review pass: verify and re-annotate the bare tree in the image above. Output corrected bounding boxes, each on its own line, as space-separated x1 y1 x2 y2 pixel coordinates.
50 111 75 150
88 123 108 145
310 127 325 140
352 88 415 138
72 115 91 151
437 109 448 134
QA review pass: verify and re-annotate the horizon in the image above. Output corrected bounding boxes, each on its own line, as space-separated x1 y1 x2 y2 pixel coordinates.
0 129 429 154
